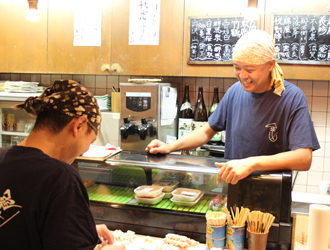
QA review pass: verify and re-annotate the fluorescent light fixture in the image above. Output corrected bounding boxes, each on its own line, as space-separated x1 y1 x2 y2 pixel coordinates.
245 0 259 21
26 0 39 21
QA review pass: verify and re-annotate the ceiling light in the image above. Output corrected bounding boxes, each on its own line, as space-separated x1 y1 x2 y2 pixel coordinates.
245 0 259 21
26 0 39 21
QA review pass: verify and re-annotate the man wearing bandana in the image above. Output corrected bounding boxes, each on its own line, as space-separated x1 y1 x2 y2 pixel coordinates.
0 80 125 250
146 30 320 185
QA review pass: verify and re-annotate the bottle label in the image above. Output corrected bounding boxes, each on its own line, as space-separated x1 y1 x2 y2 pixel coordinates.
180 102 192 111
210 131 222 142
178 118 193 139
192 121 207 131
209 103 218 113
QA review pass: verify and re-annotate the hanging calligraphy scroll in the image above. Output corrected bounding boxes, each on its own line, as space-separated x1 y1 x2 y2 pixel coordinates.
271 13 330 65
187 16 259 64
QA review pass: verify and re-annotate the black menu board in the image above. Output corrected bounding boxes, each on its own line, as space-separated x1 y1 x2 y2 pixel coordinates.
188 16 258 64
272 13 330 65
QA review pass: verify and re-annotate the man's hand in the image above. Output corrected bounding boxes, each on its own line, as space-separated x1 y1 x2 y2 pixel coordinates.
96 224 114 245
145 139 170 154
95 224 126 250
215 158 256 185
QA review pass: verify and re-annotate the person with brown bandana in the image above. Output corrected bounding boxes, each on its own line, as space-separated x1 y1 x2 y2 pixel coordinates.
0 80 124 250
146 30 320 185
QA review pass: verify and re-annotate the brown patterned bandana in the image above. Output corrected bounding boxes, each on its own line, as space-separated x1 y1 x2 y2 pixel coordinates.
15 80 101 134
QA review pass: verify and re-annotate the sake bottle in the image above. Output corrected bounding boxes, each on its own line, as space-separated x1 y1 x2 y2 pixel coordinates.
194 86 207 122
208 86 222 145
178 85 193 139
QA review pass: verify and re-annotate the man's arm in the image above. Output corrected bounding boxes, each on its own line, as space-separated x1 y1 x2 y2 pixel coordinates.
216 148 312 185
146 123 216 154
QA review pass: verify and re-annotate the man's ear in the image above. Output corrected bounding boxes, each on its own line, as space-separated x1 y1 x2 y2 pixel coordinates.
72 116 88 136
268 60 276 71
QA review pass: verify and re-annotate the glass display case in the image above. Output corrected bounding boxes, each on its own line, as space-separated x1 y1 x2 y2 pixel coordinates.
74 151 228 243
74 151 293 249
0 93 38 147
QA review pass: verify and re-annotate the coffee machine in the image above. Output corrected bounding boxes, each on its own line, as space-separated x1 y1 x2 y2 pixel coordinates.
119 82 178 151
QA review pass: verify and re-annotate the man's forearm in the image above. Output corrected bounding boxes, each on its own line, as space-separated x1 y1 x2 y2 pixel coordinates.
251 148 313 172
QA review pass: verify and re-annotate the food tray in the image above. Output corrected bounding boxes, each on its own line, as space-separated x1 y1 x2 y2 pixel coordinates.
172 188 202 202
152 180 179 192
134 185 164 198
171 191 205 207
163 191 172 199
135 192 165 205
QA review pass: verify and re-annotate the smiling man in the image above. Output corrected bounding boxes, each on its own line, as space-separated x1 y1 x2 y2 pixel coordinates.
145 30 320 185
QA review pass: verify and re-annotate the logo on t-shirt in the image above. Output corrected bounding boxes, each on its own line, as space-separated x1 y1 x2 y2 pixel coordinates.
265 123 278 142
0 189 22 227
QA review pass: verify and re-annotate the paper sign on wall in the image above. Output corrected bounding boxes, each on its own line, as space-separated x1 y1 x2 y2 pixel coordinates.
73 0 102 46
129 0 161 45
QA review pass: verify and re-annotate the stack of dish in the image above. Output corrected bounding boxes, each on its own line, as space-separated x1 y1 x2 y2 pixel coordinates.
152 180 179 199
4 81 39 93
171 188 204 207
134 185 165 205
94 94 111 111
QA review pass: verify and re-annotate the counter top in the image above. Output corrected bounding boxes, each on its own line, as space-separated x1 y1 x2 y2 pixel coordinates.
291 192 330 216
0 92 40 101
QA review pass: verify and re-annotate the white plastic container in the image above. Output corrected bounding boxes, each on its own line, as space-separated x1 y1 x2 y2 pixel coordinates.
171 188 201 202
171 191 204 207
134 185 164 198
135 192 165 205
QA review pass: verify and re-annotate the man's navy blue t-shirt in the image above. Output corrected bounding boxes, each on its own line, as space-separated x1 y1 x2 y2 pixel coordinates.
208 80 320 159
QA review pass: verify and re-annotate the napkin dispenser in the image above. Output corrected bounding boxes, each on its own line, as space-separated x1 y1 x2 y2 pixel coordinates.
227 170 292 250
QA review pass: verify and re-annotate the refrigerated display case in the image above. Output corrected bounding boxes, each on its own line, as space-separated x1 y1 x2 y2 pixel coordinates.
74 151 293 249
74 151 228 243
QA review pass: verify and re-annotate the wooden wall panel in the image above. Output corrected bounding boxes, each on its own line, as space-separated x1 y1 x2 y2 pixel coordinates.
110 0 184 76
0 0 47 73
47 0 111 74
182 0 265 77
265 0 330 80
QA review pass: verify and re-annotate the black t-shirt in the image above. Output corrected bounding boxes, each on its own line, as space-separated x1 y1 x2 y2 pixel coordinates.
0 146 100 250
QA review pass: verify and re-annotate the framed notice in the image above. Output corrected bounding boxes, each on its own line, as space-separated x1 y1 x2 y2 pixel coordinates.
271 13 330 65
188 16 259 64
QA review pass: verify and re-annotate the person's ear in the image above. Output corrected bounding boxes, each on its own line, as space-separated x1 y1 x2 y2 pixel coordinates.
72 116 88 137
268 60 276 72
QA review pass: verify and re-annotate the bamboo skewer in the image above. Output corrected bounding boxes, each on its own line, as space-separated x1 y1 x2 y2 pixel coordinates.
224 206 250 227
247 211 275 233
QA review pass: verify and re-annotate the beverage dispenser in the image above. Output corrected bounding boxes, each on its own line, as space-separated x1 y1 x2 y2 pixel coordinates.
119 82 178 151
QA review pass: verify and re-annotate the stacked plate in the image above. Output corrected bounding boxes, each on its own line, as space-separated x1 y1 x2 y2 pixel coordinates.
171 188 204 207
4 81 39 93
94 94 111 110
152 180 179 199
134 185 165 205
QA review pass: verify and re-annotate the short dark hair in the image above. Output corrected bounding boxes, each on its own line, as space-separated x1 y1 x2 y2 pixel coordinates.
33 111 93 134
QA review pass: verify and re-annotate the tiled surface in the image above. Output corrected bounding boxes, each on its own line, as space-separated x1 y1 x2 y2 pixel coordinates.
1 73 330 194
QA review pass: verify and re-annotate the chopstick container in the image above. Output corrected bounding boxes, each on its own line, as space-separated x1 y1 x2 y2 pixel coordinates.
247 228 268 250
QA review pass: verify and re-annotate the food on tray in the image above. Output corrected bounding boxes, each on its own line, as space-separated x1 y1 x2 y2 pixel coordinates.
135 192 165 205
113 229 136 245
171 188 201 202
152 180 179 192
144 236 155 243
205 211 227 226
209 195 222 211
134 185 164 198
156 233 199 250
82 179 95 188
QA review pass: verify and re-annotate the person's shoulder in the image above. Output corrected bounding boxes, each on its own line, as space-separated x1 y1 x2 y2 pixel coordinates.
13 146 80 186
282 80 305 97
